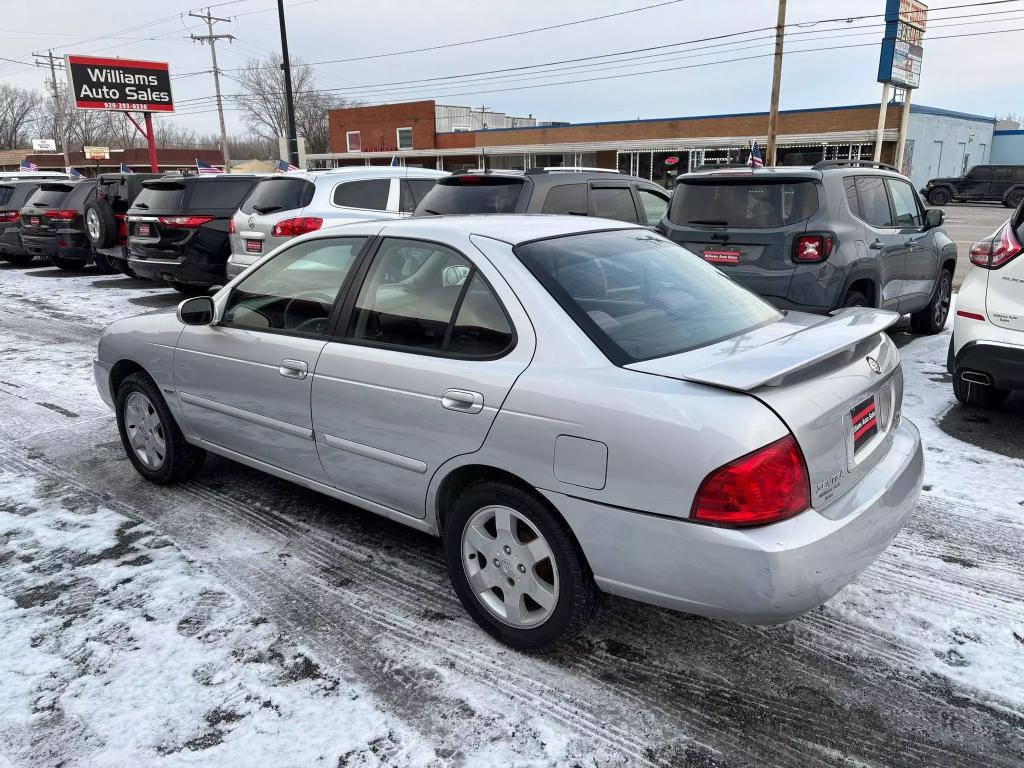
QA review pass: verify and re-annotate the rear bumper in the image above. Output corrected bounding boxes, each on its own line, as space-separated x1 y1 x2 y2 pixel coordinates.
128 254 224 286
0 228 25 255
21 234 57 257
949 338 1024 390
548 418 923 623
225 253 260 279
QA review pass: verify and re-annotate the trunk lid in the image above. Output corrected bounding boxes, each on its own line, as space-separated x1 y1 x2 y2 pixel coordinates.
627 308 904 512
20 183 76 237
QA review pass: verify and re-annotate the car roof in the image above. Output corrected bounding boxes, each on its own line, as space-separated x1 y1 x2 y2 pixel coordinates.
378 214 638 245
313 167 449 179
680 165 908 182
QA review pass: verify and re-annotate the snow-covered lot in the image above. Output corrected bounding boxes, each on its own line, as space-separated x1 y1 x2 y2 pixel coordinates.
0 262 1021 768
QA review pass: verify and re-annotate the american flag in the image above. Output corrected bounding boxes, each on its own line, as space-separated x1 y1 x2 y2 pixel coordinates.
119 163 134 174
747 140 764 168
66 167 83 179
195 159 223 175
19 159 37 172
275 160 300 173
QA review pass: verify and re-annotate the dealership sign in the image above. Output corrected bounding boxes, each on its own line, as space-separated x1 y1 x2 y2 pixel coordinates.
877 0 927 89
65 55 174 112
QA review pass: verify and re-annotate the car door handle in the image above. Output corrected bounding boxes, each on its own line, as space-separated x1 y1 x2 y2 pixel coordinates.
441 389 484 414
279 359 308 379
869 239 885 250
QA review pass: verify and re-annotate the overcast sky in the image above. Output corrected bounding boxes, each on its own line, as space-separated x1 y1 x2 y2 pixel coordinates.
0 0 1018 139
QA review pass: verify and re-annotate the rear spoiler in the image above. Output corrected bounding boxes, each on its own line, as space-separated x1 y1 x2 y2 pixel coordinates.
676 308 899 391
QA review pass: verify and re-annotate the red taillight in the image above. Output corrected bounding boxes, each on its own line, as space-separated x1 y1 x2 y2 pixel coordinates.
969 222 1022 269
228 218 236 234
0 211 19 223
271 217 323 238
956 310 985 321
44 209 78 221
691 435 810 527
793 234 834 263
157 215 215 228
115 214 129 245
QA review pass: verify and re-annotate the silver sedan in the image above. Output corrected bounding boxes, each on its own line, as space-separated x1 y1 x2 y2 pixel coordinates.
94 215 923 651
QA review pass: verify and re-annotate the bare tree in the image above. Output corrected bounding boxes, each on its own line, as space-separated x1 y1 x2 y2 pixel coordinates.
232 55 351 156
0 85 42 149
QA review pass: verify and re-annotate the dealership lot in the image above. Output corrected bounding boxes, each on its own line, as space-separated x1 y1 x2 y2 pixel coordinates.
0 236 1021 766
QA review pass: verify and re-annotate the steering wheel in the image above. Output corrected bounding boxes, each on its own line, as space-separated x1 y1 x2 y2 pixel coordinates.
283 291 335 333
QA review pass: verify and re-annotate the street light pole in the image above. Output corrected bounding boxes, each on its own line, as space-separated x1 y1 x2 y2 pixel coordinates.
765 0 787 167
276 0 300 167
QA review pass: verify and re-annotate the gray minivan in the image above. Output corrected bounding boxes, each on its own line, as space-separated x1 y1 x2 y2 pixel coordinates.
660 160 957 334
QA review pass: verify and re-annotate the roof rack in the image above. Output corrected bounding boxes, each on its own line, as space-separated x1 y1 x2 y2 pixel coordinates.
453 168 524 176
690 163 752 173
525 166 621 174
811 160 899 172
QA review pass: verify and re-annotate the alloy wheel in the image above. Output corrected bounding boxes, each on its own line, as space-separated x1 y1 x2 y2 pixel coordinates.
461 505 559 628
934 274 951 327
86 208 101 241
124 392 166 470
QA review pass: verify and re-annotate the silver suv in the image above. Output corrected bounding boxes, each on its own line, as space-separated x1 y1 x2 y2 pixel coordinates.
226 167 448 278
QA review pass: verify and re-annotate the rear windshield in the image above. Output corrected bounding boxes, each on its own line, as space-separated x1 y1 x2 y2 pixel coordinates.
0 186 14 207
415 177 524 215
670 179 818 229
516 229 781 364
26 185 76 208
132 183 186 211
188 179 257 210
240 177 314 215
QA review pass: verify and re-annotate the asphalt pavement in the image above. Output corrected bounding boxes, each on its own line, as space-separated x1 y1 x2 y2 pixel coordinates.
932 202 1013 288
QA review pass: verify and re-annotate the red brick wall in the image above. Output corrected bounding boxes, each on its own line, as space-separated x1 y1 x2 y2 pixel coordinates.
435 132 476 149
329 100 436 153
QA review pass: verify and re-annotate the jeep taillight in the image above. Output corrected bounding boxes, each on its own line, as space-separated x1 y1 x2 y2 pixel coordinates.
271 217 322 238
691 435 810 527
793 234 834 263
969 221 1022 269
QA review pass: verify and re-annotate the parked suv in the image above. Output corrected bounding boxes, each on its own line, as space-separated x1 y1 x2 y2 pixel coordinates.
127 174 261 292
660 160 956 333
85 172 163 276
227 167 447 279
922 164 1024 208
412 168 671 226
948 201 1024 407
0 180 47 266
20 180 98 271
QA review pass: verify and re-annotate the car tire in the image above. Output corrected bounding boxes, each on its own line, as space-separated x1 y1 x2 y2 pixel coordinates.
952 370 1010 409
444 481 601 653
927 188 951 206
92 250 120 275
84 198 117 249
1 252 35 266
115 372 206 484
1006 190 1024 209
910 267 952 335
46 254 88 271
843 289 868 308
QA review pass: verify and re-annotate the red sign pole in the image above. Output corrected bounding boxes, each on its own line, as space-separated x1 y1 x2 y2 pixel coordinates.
144 112 158 173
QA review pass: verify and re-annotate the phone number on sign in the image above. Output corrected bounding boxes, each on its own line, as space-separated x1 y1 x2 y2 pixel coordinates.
101 103 146 111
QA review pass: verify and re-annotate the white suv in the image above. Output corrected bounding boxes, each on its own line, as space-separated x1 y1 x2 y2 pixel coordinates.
226 167 448 278
948 203 1024 407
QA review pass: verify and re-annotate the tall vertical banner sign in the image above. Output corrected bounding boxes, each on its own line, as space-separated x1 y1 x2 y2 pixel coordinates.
64 56 174 112
877 0 928 89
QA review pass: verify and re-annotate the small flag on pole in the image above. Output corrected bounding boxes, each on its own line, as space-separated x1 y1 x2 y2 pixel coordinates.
19 159 38 172
275 159 300 173
390 155 399 167
66 167 83 179
747 140 764 168
119 163 134 174
195 159 223 175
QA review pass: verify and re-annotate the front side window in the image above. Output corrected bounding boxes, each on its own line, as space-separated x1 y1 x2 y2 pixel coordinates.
669 180 818 229
886 179 922 228
347 238 511 356
222 237 366 335
589 186 638 223
516 229 780 364
332 179 391 210
346 131 361 152
636 187 669 225
396 127 413 150
853 176 893 228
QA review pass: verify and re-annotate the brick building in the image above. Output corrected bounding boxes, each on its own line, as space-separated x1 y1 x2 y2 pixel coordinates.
320 100 995 189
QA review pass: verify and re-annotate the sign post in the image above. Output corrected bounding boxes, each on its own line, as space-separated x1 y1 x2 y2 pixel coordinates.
873 1 927 165
65 55 174 174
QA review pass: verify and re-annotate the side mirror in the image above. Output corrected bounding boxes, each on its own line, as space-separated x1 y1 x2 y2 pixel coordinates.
924 209 944 229
177 295 214 326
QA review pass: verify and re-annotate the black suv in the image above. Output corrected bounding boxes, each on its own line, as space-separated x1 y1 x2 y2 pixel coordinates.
85 172 163 276
20 180 98 271
0 180 48 266
413 168 670 226
660 160 957 334
127 174 261 292
922 164 1024 208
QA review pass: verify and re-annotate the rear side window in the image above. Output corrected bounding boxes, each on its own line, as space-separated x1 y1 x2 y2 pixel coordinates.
853 177 893 228
399 178 440 213
415 177 524 215
542 184 587 214
590 186 638 223
133 184 186 211
636 187 670 225
1015 167 1024 181
188 180 256 210
844 177 861 218
994 167 1013 180
669 180 818 228
333 179 391 210
241 178 314 215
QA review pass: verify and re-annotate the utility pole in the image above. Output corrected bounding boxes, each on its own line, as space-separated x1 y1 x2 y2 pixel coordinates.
189 8 234 170
765 0 787 167
34 50 70 168
276 0 300 168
